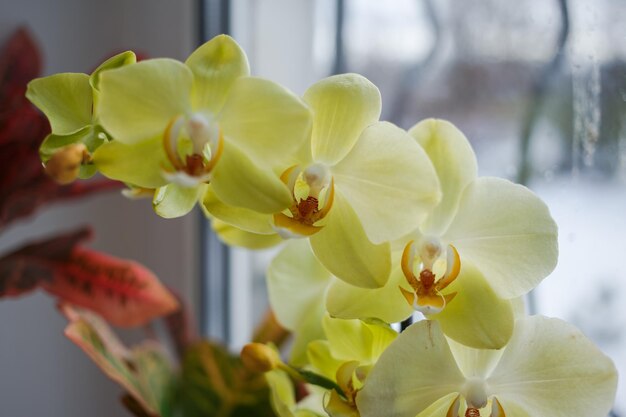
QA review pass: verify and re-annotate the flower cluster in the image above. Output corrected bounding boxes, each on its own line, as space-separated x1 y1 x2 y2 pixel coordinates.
28 35 617 417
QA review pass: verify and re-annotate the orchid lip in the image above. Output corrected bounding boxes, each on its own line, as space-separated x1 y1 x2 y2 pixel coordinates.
273 164 335 237
445 397 507 417
162 114 224 184
399 240 461 313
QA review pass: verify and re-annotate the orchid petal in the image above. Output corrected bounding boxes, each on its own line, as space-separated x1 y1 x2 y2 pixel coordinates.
430 263 514 349
442 178 558 299
488 316 617 417
202 187 275 234
334 121 440 243
152 183 206 219
266 369 297 417
310 192 390 288
90 51 136 92
357 321 465 417
210 140 293 213
98 59 193 144
185 34 250 113
304 74 381 165
409 119 478 236
446 338 503 381
212 220 283 250
325 264 413 324
38 126 94 161
322 315 396 365
27 73 93 135
219 76 311 167
307 341 345 380
267 239 330 330
266 240 329 364
416 393 461 417
93 136 169 189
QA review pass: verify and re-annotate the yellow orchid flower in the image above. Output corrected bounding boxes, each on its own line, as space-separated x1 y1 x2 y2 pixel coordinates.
357 317 617 417
26 51 137 181
206 73 441 288
306 315 397 417
90 34 311 218
267 119 557 349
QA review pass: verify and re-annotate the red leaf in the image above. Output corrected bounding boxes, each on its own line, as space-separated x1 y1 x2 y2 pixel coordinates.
0 27 42 96
0 27 123 229
0 228 179 327
0 228 91 296
43 247 179 327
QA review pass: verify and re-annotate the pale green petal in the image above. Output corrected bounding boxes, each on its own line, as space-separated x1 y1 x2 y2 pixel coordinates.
295 410 324 417
511 296 527 318
323 317 371 363
446 338 503 380
267 240 331 330
304 74 381 165
442 177 558 299
430 262 514 349
186 34 249 113
409 119 478 236
310 191 390 288
266 369 297 417
416 393 459 417
210 140 293 213
290 306 326 367
27 73 93 135
219 76 312 167
211 219 283 249
307 340 344 380
266 369 326 417
202 187 275 234
326 264 413 324
152 183 206 218
90 51 137 115
322 315 396 365
333 121 440 243
93 136 169 189
357 321 465 417
488 316 617 417
98 59 193 144
267 240 330 362
90 51 136 92
491 400 532 417
39 126 93 161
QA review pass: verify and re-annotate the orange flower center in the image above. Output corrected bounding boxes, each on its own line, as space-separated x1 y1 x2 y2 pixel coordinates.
273 164 335 237
399 238 461 314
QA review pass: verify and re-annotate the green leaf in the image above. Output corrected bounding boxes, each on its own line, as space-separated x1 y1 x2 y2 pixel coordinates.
173 341 276 417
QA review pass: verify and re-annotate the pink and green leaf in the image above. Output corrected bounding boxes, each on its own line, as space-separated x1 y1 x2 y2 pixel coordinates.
61 304 174 416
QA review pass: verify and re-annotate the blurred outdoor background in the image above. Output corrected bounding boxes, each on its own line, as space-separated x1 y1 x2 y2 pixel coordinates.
1 0 625 416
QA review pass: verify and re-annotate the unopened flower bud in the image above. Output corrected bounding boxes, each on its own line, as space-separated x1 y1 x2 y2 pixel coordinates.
240 343 280 373
44 144 89 185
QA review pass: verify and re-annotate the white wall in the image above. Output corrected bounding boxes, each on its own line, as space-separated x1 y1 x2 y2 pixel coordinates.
0 2 197 416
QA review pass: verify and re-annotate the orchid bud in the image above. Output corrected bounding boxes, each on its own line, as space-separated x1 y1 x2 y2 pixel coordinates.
240 343 280 373
44 143 89 184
